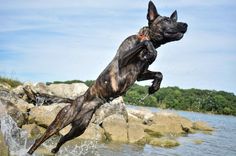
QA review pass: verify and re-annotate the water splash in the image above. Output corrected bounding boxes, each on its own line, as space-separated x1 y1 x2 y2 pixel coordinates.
35 96 45 106
0 101 29 156
57 124 100 156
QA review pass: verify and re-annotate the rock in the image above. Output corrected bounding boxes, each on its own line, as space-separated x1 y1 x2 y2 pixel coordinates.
128 122 146 144
30 82 52 95
15 99 34 114
149 138 180 147
59 125 72 136
193 139 204 144
2 100 27 127
0 88 34 127
48 83 88 99
22 124 46 139
144 129 163 138
126 113 148 143
144 111 193 136
59 123 106 142
29 103 69 127
0 83 11 90
0 89 27 127
35 146 55 156
102 114 128 143
79 123 106 142
0 100 7 117
12 85 25 97
192 121 214 131
92 96 127 125
127 107 154 121
0 131 9 156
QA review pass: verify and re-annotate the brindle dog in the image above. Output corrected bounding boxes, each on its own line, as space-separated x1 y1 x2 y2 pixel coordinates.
28 1 187 154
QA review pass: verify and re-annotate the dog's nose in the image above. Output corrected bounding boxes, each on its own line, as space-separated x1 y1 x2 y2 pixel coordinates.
178 22 188 33
182 23 188 29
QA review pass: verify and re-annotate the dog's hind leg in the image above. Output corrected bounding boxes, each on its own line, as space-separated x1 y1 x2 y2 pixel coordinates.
51 111 93 153
137 70 163 94
51 98 102 153
27 96 85 155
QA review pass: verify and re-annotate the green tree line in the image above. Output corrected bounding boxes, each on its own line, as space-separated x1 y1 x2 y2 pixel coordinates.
123 84 236 116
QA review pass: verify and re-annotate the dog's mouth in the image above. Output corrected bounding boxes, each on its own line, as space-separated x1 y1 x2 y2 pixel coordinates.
164 31 184 40
164 22 188 40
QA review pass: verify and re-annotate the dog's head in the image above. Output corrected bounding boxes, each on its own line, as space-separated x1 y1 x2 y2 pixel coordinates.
146 1 188 46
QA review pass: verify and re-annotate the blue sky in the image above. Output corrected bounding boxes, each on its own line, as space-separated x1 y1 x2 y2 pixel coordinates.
0 0 235 93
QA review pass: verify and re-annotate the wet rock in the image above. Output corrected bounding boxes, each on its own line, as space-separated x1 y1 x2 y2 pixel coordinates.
102 114 128 143
149 138 180 147
193 139 204 144
193 121 214 131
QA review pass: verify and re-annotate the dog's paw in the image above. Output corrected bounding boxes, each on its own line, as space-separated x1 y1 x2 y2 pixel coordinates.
51 147 59 154
148 83 160 95
148 86 157 95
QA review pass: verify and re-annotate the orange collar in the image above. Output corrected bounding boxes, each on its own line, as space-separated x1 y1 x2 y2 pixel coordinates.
137 34 150 42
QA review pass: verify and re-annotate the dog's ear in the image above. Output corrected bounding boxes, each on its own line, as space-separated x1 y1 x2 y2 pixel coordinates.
147 1 159 25
170 10 178 22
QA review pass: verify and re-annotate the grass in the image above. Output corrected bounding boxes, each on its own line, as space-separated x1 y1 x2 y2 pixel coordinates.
0 76 22 88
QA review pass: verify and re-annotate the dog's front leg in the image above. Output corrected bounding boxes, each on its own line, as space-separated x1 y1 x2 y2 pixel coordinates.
137 70 163 94
118 40 156 68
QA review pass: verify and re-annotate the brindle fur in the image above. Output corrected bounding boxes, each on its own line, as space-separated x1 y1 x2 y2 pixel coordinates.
28 1 187 154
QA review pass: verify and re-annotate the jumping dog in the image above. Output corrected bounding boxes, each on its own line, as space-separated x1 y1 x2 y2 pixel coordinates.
28 1 187 154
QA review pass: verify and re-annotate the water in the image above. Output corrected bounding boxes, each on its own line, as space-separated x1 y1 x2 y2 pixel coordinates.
1 103 236 156
0 101 29 156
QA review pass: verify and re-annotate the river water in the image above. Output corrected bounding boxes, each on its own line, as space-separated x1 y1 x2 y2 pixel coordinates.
1 104 236 156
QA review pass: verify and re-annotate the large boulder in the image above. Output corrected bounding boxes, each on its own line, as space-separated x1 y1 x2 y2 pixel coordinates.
28 103 69 128
48 83 88 99
102 114 128 143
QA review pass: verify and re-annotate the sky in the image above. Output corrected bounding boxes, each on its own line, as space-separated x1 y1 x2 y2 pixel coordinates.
0 0 235 94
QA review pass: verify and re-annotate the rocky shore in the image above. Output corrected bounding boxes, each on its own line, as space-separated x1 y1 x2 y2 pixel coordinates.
0 82 214 154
